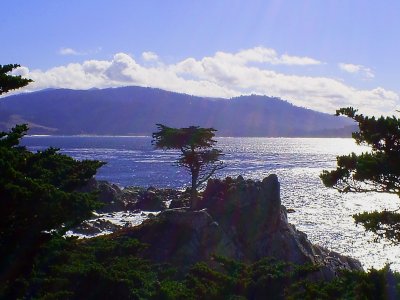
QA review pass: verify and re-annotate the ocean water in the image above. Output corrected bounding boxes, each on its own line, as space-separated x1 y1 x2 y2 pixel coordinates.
22 136 400 271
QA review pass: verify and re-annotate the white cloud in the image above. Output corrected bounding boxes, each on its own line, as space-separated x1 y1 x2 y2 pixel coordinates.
142 51 159 61
59 47 83 56
339 63 361 73
12 47 398 116
58 47 102 56
279 54 321 66
198 47 322 66
11 66 30 77
339 63 374 79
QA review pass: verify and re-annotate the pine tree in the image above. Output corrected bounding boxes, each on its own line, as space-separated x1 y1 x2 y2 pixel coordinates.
0 64 32 95
321 107 400 244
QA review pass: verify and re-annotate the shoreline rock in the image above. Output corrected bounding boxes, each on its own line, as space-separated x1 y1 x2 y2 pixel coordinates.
78 179 187 212
109 175 362 280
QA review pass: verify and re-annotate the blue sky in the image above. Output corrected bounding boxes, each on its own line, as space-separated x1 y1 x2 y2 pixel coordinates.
2 0 399 115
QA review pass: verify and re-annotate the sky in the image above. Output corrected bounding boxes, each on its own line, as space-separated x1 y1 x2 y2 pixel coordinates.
1 0 400 116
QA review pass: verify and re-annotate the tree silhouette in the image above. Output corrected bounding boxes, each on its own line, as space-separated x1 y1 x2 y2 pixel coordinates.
0 64 32 95
321 107 400 244
152 124 224 208
0 64 104 295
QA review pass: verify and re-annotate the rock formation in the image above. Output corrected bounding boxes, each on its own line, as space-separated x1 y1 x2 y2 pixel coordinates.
73 218 122 235
114 175 362 280
78 179 183 212
77 178 125 212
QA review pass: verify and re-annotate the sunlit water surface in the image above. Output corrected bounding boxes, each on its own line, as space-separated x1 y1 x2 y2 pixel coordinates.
22 136 400 271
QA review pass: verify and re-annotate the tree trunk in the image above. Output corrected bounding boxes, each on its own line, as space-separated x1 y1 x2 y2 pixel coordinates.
190 169 199 209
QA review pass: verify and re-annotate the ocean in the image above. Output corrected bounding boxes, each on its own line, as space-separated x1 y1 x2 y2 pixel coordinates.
22 136 400 271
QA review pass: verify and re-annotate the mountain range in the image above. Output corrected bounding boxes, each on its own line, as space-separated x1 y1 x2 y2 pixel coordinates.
0 86 355 136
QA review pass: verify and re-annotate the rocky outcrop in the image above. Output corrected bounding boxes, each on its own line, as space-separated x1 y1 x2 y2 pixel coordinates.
168 191 191 209
131 187 171 211
123 187 187 211
116 175 362 280
77 179 125 213
197 175 282 241
119 208 239 268
122 188 161 211
78 179 184 212
73 218 122 235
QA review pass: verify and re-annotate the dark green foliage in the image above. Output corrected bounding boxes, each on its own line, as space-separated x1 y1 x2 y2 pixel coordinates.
152 124 224 206
9 234 211 299
184 256 320 300
353 210 400 243
246 258 321 300
19 243 322 300
0 125 104 236
0 63 106 292
25 236 157 299
4 232 400 299
0 64 32 95
152 124 217 149
157 280 193 300
0 125 105 296
321 107 400 244
288 265 400 300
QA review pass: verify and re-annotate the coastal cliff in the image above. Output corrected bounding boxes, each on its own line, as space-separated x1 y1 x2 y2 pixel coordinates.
100 175 363 280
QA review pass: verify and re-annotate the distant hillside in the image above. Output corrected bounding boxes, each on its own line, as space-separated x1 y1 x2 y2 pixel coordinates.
0 86 355 136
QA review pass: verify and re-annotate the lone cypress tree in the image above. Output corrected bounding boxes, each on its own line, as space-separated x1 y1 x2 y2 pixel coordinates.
152 124 224 208
321 107 400 244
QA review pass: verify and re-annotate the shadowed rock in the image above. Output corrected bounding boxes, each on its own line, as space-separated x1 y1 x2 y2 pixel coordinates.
114 175 362 280
77 179 125 213
73 219 122 236
78 179 181 212
133 189 166 211
117 208 239 268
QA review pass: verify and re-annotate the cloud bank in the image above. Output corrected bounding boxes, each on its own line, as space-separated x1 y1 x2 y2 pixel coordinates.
13 47 398 116
339 63 374 79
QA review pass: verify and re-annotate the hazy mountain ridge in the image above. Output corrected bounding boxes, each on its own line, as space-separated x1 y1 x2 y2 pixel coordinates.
0 86 354 136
